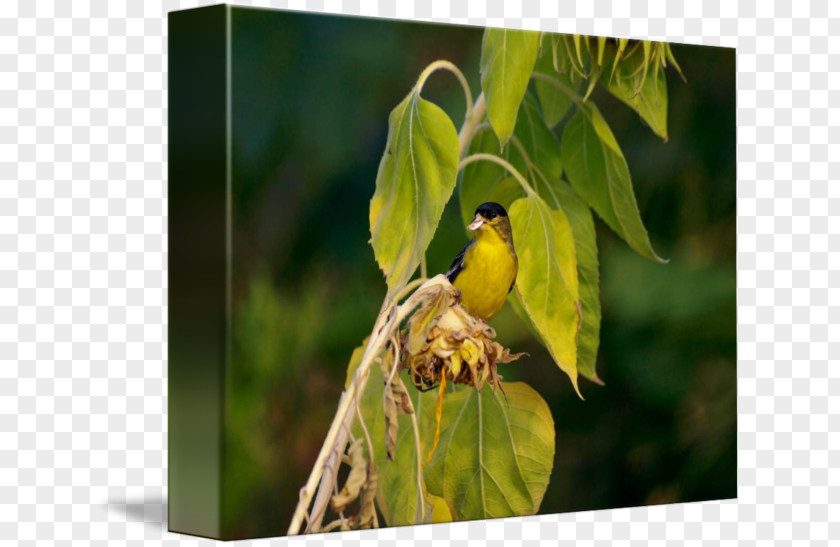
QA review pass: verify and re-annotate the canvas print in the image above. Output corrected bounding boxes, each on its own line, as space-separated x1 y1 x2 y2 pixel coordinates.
169 5 736 540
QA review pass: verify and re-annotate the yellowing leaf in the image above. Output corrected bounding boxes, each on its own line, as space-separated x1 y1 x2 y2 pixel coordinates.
512 102 600 382
561 102 666 263
601 41 668 140
542 181 601 384
460 93 602 386
480 27 540 145
428 493 452 523
509 195 582 396
423 383 555 520
515 105 599 381
369 90 460 295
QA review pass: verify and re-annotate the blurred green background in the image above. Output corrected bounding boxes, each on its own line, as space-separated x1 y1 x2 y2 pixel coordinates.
223 7 735 538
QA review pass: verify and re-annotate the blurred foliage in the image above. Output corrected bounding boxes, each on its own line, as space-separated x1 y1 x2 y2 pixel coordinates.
220 7 735 538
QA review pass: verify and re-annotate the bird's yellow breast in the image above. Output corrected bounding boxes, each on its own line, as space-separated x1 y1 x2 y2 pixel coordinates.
452 228 517 321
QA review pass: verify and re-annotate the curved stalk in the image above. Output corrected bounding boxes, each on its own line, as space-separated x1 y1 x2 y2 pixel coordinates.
457 92 486 157
305 391 353 532
415 59 474 125
458 153 536 196
530 72 585 110
508 134 536 182
391 277 428 307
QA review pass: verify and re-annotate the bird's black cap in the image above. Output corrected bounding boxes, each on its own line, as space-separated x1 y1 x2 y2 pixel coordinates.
475 202 508 219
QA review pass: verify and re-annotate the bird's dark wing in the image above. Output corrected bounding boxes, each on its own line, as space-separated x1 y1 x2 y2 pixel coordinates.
445 239 474 284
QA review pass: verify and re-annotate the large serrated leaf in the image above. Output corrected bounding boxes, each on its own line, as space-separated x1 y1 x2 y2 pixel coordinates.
480 27 540 146
539 181 601 384
369 90 460 295
601 41 668 140
504 99 597 381
356 366 553 524
509 195 582 395
560 102 666 263
515 112 600 382
423 383 555 520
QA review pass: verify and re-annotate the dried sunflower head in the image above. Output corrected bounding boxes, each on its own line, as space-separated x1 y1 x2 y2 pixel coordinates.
400 276 526 393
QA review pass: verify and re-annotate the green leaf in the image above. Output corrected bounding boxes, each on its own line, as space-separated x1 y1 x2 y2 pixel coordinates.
511 94 563 182
601 41 668 140
480 27 540 146
572 34 584 69
561 102 666 263
582 64 602 102
540 181 602 384
423 383 555 520
596 36 607 67
533 35 576 128
369 89 460 295
357 365 555 523
509 195 582 396
608 38 629 84
664 43 686 81
512 101 600 381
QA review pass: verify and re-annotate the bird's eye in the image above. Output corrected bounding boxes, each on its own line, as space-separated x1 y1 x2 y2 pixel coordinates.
487 212 496 220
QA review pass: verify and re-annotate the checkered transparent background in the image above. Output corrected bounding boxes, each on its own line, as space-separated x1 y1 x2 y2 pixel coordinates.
1 0 837 544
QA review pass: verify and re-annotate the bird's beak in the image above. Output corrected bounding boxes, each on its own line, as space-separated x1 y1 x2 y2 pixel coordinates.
467 214 484 231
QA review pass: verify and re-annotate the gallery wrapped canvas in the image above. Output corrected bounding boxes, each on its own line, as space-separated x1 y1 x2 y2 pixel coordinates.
169 4 736 540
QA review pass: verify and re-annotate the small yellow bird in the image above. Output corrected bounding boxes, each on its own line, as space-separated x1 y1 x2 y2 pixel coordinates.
446 202 518 321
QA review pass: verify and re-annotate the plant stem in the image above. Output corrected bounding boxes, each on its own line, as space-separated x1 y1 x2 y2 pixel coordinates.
390 277 428 310
530 72 585 110
286 276 450 535
458 153 536 196
415 59 474 124
305 392 353 532
288 308 395 535
458 92 486 157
